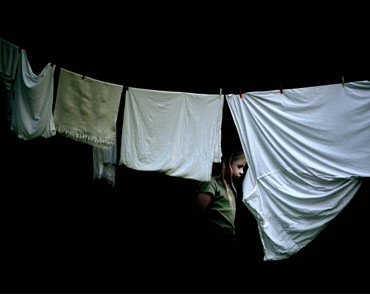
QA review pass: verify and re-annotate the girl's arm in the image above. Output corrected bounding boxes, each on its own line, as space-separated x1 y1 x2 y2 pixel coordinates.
195 193 212 216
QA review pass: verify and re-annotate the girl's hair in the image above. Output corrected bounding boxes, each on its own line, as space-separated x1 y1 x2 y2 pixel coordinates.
213 150 245 194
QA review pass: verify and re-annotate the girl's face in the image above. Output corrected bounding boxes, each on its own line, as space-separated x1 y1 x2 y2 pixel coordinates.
231 158 247 179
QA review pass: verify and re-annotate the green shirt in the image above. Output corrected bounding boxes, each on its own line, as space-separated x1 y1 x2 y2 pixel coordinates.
197 177 236 235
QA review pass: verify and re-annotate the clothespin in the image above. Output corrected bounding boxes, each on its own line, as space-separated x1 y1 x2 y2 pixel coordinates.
239 88 242 99
220 88 222 96
342 75 345 87
280 83 283 94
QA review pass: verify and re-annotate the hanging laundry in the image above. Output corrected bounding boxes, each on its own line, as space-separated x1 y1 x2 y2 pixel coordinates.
120 87 223 181
0 37 20 122
10 49 56 140
54 68 123 149
226 81 370 261
93 139 117 188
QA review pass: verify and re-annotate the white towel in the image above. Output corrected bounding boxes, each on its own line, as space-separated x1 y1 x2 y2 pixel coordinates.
54 68 123 149
10 49 56 140
120 87 223 181
226 81 370 261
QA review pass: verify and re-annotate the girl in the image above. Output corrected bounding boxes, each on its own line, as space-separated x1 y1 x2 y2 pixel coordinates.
195 150 247 250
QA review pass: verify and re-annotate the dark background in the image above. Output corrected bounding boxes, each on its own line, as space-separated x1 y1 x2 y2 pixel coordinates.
1 13 370 293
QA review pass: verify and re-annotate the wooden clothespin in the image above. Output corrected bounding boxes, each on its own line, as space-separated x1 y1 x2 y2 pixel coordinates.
280 82 283 94
342 76 345 87
220 88 223 96
239 88 242 99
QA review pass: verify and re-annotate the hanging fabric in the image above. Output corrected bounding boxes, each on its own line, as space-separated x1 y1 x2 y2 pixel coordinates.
54 68 123 149
93 138 117 188
120 87 223 181
226 81 370 261
0 37 19 91
0 37 20 122
10 49 56 140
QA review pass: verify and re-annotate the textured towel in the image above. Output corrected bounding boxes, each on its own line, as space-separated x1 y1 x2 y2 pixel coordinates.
120 87 223 181
10 49 56 140
226 81 370 260
54 68 123 149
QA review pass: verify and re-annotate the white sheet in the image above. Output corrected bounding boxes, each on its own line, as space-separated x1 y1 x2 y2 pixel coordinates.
120 87 223 181
10 49 56 140
226 81 370 260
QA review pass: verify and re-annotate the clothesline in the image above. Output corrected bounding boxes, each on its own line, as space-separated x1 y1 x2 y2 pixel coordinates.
1 36 355 96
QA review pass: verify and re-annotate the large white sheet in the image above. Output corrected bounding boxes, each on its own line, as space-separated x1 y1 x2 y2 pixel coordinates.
226 81 370 260
120 87 223 181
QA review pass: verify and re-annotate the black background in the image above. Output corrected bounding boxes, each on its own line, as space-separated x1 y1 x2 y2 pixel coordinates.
1 10 370 293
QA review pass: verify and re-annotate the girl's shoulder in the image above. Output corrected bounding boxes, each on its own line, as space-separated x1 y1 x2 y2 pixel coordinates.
197 177 225 196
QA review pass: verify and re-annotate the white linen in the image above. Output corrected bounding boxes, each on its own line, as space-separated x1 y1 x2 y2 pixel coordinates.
226 81 370 260
10 49 56 140
120 87 223 181
93 141 117 187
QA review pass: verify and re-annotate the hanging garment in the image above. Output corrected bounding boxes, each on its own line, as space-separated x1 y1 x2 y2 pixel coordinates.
120 87 223 181
10 49 56 140
226 81 370 261
93 140 117 188
0 37 19 91
54 68 123 149
0 37 20 121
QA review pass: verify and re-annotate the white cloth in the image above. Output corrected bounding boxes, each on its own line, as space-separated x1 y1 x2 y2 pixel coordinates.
93 141 117 187
10 49 56 140
0 37 20 121
120 87 223 181
54 68 123 149
226 81 370 261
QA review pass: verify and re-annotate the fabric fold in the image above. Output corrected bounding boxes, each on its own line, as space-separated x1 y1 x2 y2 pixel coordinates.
226 81 370 260
10 49 56 140
93 139 117 188
54 68 123 149
120 87 223 181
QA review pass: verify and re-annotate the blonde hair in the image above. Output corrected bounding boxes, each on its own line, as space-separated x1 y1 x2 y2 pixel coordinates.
214 150 245 196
